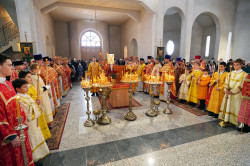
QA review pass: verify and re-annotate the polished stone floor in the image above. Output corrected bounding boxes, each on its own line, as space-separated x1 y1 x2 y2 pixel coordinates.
37 81 250 166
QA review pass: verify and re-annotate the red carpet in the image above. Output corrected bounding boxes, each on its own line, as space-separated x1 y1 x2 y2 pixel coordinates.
172 100 209 116
47 103 70 150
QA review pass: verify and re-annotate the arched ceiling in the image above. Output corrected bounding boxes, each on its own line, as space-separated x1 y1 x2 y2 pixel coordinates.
195 14 215 27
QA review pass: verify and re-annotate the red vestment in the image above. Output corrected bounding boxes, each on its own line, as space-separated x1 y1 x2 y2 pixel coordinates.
0 81 34 166
10 70 19 83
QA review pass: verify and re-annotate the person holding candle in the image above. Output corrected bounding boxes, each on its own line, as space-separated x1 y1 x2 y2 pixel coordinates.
18 71 51 139
187 61 202 106
0 54 34 166
159 55 176 101
197 69 211 110
12 79 50 162
137 58 146 92
30 63 54 125
206 62 228 118
219 59 248 127
150 58 162 97
177 68 191 102
87 56 102 96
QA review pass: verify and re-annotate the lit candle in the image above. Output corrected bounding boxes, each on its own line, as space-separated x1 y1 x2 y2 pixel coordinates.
16 96 20 118
45 59 48 85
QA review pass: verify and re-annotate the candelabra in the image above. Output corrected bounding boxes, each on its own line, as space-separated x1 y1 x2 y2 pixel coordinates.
82 86 95 127
145 81 162 117
93 84 113 125
163 81 174 114
121 80 140 121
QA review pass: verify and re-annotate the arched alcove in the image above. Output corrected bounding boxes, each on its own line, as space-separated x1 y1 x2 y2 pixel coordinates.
163 7 184 59
130 39 138 57
80 29 103 61
190 12 220 61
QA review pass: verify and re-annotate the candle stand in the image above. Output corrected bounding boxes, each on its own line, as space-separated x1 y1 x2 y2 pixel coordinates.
144 81 162 117
82 85 95 127
163 81 174 114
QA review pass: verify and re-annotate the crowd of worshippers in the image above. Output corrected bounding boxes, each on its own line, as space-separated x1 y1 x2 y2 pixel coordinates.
135 55 250 133
82 54 250 133
68 56 250 82
0 53 72 165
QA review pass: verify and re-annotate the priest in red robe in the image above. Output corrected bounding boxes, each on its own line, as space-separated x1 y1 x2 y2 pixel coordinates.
0 54 34 166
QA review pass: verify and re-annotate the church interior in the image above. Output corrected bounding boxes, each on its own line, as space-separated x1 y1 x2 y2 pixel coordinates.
0 0 250 166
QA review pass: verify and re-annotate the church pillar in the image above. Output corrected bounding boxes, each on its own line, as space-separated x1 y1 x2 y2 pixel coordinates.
183 0 194 62
14 0 38 53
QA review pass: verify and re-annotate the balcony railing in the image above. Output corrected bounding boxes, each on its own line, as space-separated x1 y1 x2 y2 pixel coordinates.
0 21 19 46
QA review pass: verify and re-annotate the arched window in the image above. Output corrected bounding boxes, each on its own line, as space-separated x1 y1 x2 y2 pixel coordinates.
166 40 174 55
225 32 232 61
81 31 101 47
205 36 210 57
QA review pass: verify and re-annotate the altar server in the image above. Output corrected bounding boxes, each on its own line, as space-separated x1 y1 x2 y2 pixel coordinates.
177 68 191 101
12 79 50 162
206 62 227 118
237 73 250 132
18 71 51 139
0 54 34 166
30 62 53 124
187 62 202 106
219 59 248 126
197 69 210 110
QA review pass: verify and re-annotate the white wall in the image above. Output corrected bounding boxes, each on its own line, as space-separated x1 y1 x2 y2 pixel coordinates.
14 0 56 57
121 9 154 59
54 22 70 57
200 25 216 60
163 12 182 59
232 0 250 61
190 21 202 60
155 0 238 62
69 20 109 60
109 25 121 58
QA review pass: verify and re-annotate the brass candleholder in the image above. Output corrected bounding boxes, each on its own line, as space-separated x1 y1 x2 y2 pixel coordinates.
93 84 113 125
145 81 162 117
163 81 174 114
82 86 95 127
121 80 140 121
15 117 28 166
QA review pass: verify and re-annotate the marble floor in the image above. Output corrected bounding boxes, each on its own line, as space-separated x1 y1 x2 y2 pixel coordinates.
37 81 250 166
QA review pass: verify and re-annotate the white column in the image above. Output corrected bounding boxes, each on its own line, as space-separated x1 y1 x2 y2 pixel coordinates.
183 0 194 62
14 0 38 53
